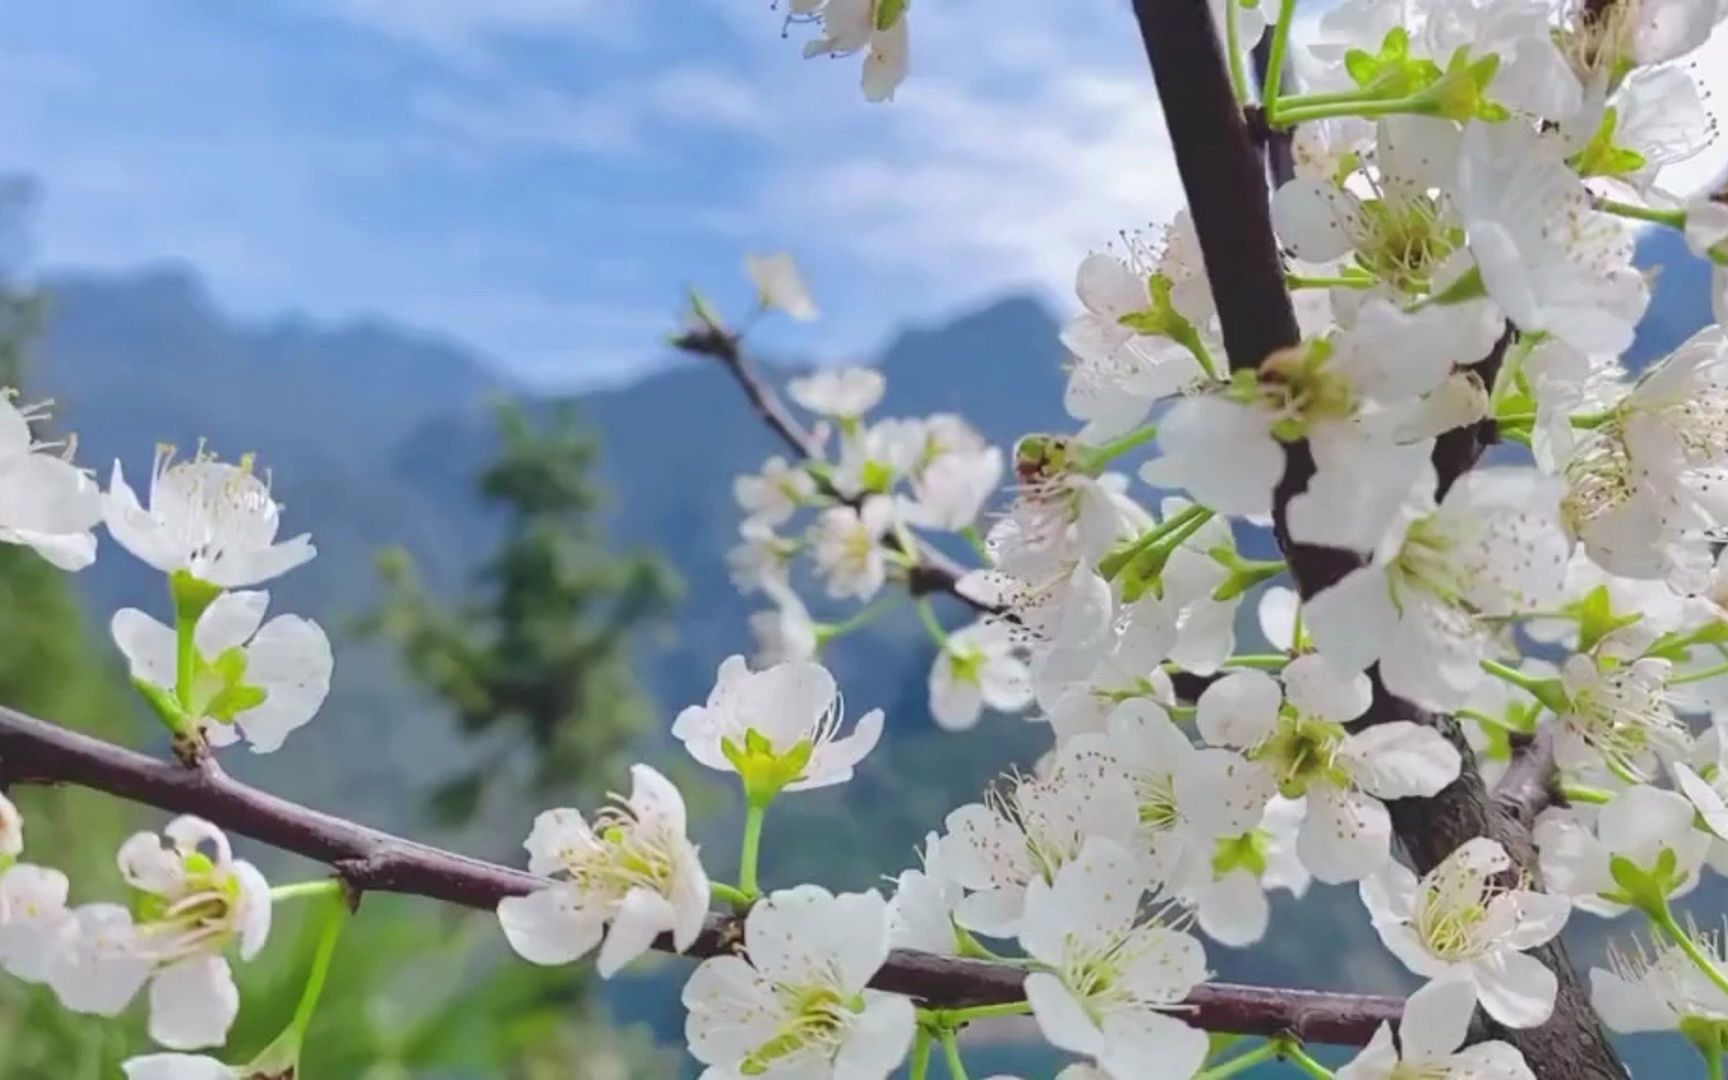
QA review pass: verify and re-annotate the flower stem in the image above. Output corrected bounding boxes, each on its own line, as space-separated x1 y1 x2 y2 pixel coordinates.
1219 653 1291 671
289 894 348 1038
1260 0 1297 119
251 890 350 1072
959 524 988 560
1478 659 1570 714
1671 659 1728 686
270 879 343 904
910 1027 934 1080
916 598 949 648
1098 504 1212 581
820 594 904 642
1275 93 1435 125
1197 1040 1280 1080
1224 0 1249 103
710 882 753 911
1285 273 1375 290
1083 422 1161 471
1650 906 1728 1001
943 1000 1031 1024
1277 1038 1335 1079
940 1027 970 1080
738 800 768 899
1559 783 1613 806
1594 197 1688 230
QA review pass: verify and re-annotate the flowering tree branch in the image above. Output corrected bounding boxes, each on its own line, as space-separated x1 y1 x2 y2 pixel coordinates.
0 700 1408 1044
673 319 991 611
1127 2 1624 1078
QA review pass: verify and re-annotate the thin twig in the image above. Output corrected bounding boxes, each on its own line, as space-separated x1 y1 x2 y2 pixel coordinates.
0 701 1402 1042
673 323 991 612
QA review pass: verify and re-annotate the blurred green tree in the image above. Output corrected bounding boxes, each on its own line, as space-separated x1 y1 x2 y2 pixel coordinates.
365 398 679 822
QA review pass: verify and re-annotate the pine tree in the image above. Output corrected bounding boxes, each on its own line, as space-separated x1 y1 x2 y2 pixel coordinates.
367 398 678 822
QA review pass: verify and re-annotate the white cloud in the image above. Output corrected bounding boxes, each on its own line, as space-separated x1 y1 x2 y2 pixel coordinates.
315 0 629 63
415 67 772 162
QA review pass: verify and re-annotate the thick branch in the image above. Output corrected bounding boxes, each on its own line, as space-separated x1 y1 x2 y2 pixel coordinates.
0 701 1400 1043
1128 3 1623 1077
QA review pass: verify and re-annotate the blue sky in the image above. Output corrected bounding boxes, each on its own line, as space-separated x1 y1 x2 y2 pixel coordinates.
4 1 1728 388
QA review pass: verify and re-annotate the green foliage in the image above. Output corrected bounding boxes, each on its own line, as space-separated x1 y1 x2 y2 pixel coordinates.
364 398 679 818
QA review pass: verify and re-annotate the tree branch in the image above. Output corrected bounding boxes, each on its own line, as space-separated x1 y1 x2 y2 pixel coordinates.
1127 2 1623 1076
0 701 1402 1043
673 324 991 613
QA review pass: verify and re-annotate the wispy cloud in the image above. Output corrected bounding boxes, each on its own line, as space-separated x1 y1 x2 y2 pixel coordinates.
312 0 629 64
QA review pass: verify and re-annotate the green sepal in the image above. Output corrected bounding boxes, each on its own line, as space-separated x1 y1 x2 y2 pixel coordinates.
1572 585 1644 654
169 569 223 627
133 677 192 736
1212 830 1270 879
1570 107 1648 179
725 731 816 805
875 0 907 30
1209 547 1287 602
1608 849 1685 915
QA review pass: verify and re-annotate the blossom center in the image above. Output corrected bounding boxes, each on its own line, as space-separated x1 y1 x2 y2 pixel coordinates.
741 982 861 1075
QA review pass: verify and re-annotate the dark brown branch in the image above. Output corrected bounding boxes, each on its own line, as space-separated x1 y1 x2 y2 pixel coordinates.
1127 2 1623 1077
674 324 824 461
0 701 1401 1043
1492 724 1562 829
1133 0 1298 373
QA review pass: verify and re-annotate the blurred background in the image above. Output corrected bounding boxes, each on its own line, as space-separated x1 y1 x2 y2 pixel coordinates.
3 1 1728 1077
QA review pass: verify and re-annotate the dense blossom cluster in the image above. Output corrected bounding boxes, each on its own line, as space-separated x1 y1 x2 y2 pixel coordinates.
8 0 1728 1076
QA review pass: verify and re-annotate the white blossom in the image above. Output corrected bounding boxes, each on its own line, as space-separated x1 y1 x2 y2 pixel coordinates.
122 1055 238 1080
51 818 271 1049
1553 653 1688 780
1196 658 1461 883
745 252 818 322
887 832 963 956
748 584 821 667
787 366 885 420
1071 699 1258 892
809 496 893 601
903 445 1001 531
1020 838 1210 1080
798 0 909 103
1456 122 1647 355
928 620 1032 731
0 862 73 984
497 764 708 976
672 655 883 793
1338 976 1536 1080
683 886 913 1078
1591 928 1728 1035
105 449 315 587
1534 785 1709 916
735 456 816 528
941 748 1140 937
1362 838 1570 1028
0 391 102 570
1301 466 1571 712
1062 236 1211 443
111 590 333 754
